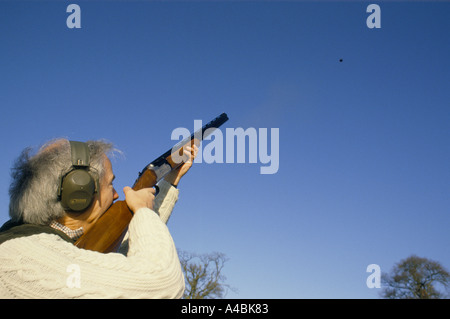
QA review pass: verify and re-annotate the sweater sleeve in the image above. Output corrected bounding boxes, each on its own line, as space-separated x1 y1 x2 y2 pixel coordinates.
0 208 185 299
153 179 179 224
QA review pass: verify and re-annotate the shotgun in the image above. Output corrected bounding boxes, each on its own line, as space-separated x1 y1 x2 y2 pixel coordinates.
74 113 229 253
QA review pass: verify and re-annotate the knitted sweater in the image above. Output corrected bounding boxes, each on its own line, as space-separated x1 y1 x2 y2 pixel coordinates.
0 180 184 299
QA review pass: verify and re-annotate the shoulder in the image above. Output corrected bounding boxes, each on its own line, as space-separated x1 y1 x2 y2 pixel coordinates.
0 223 74 246
0 232 73 254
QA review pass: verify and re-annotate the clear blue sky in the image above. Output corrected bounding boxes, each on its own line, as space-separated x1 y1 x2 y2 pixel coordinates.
0 1 449 298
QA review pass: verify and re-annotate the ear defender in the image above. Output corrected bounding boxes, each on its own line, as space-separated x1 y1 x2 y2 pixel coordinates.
57 141 98 212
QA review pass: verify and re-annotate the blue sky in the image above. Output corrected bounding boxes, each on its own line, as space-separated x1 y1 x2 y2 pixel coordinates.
0 1 449 298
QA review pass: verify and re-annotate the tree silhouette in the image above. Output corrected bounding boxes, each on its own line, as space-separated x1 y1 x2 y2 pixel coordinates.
178 250 235 299
381 255 449 299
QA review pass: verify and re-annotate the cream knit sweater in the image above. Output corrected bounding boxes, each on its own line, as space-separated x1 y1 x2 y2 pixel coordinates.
0 180 184 299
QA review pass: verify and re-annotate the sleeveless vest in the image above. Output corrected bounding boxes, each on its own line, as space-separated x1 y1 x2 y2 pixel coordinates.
0 219 74 245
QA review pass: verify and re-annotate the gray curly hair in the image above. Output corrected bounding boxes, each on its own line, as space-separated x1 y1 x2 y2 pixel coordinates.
8 138 118 225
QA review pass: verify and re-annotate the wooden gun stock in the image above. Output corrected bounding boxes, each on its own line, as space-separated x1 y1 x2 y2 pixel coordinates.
74 113 229 253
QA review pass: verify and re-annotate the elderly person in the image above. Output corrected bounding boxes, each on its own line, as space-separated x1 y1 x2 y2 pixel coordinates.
0 138 195 298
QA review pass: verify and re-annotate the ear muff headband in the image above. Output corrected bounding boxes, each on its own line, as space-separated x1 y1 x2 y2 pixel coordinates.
70 141 90 167
57 141 98 212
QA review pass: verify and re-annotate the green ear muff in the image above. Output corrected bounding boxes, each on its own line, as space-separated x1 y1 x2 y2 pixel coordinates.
57 141 98 212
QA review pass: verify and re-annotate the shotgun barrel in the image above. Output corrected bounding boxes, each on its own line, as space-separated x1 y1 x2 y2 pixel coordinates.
74 113 229 253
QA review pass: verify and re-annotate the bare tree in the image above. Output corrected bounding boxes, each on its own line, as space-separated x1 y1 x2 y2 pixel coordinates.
178 250 235 299
381 255 449 299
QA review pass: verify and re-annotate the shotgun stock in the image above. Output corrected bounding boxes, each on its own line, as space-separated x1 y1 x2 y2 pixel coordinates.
74 113 229 253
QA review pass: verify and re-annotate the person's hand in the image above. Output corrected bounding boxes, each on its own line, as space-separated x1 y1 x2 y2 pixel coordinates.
164 144 199 187
123 186 155 212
